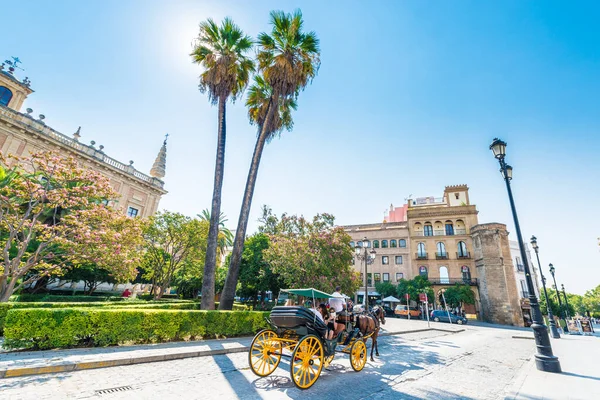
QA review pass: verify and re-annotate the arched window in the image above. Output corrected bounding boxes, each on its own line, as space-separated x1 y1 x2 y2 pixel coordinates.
349 241 355 248
399 239 406 248
373 240 379 248
417 242 426 258
0 86 13 107
457 241 468 258
462 266 471 282
424 222 433 236
439 266 449 284
419 266 428 278
390 239 397 248
436 242 447 257
381 240 388 248
445 220 454 236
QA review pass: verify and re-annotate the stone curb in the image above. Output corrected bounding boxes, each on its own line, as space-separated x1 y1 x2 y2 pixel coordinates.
0 327 463 379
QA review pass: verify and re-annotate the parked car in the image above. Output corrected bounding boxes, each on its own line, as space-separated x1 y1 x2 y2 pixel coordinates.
381 305 395 318
430 310 468 324
394 305 422 319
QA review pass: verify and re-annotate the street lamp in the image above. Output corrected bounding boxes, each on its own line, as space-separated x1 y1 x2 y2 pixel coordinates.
355 237 376 311
561 284 571 320
548 263 568 333
530 236 560 339
490 138 561 373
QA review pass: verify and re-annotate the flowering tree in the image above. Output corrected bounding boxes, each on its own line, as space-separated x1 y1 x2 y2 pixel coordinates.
0 152 142 301
262 208 359 294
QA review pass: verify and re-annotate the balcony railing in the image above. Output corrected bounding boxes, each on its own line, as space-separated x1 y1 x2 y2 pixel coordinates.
521 291 530 298
435 252 448 260
416 253 428 260
428 278 478 286
516 264 525 272
0 105 165 189
413 229 468 237
457 252 471 259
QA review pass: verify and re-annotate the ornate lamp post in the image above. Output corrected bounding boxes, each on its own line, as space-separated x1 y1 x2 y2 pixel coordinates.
355 237 376 311
549 264 568 333
530 236 560 339
561 284 571 319
490 138 561 373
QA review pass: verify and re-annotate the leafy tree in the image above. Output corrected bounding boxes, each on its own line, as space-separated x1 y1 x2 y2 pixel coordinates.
0 152 136 302
191 17 255 310
237 233 282 307
583 284 600 317
261 209 359 294
442 283 475 310
396 276 434 306
141 211 208 299
375 281 396 298
220 9 321 310
62 264 117 295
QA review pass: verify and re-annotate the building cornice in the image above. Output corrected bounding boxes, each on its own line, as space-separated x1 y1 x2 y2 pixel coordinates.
0 105 167 194
407 206 478 219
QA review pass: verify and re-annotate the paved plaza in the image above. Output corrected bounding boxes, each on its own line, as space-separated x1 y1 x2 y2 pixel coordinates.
1 320 597 400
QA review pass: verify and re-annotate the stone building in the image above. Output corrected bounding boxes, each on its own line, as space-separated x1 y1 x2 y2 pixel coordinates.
472 224 524 326
406 185 481 316
345 185 482 318
344 184 543 326
509 240 541 326
344 222 410 304
0 59 167 217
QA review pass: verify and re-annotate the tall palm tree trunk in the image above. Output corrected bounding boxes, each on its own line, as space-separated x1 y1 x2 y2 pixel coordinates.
219 100 276 310
201 97 227 310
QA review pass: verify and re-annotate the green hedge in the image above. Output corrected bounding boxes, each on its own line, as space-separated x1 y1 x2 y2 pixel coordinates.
3 308 270 350
0 301 247 334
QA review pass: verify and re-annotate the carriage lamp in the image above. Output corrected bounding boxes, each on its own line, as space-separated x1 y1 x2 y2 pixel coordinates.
490 138 560 373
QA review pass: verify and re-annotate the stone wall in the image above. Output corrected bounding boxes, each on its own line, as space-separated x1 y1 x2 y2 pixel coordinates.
471 223 523 326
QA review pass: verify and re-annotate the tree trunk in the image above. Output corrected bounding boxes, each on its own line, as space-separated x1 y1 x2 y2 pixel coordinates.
219 99 276 310
201 97 227 310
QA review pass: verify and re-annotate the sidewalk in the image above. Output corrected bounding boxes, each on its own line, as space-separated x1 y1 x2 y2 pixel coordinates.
0 316 462 379
506 330 600 400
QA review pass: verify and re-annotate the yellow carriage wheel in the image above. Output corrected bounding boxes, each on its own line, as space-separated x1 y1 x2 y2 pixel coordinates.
350 339 367 372
290 335 324 390
248 329 282 377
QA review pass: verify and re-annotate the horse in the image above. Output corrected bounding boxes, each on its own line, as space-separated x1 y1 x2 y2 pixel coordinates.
355 306 386 361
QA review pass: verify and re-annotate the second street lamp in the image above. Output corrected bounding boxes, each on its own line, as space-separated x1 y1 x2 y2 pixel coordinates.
490 138 561 373
530 236 560 339
549 264 568 333
561 284 571 320
355 238 376 311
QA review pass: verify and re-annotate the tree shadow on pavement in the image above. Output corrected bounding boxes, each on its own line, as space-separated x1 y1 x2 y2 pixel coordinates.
249 334 447 400
0 373 68 391
212 350 263 400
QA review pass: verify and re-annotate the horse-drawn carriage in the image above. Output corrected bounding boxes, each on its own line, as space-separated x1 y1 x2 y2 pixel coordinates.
248 288 385 389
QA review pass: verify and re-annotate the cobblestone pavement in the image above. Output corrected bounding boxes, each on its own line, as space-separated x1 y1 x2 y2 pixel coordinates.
0 324 539 400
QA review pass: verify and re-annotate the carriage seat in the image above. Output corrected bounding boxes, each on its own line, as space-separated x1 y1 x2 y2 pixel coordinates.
270 306 328 338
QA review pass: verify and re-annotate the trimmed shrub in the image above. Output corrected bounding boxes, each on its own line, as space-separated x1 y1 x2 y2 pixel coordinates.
3 308 270 350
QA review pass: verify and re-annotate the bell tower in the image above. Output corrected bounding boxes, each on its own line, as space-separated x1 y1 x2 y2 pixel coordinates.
0 57 34 112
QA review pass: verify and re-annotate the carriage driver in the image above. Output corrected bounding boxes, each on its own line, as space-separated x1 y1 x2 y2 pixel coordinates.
329 286 346 335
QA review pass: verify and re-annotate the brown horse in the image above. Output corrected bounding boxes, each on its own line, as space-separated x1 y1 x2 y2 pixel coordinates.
356 306 386 361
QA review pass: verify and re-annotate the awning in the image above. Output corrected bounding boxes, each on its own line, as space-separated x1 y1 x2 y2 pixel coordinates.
356 291 380 296
382 296 401 302
280 288 334 299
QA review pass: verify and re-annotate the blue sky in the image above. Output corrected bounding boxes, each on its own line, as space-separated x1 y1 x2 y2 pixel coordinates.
1 1 598 294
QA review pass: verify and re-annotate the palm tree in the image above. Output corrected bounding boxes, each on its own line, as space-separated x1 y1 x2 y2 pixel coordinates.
191 18 254 309
198 208 234 259
219 10 320 310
